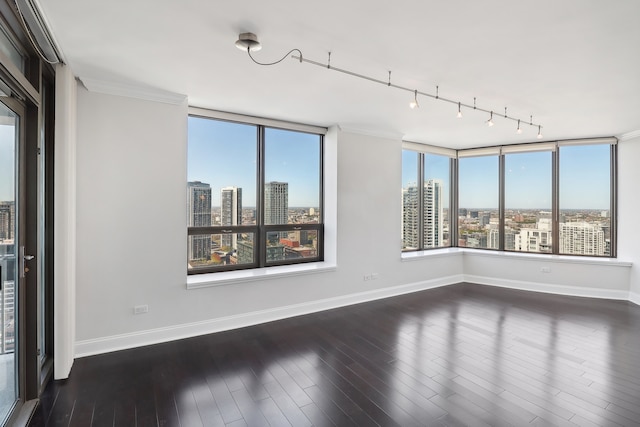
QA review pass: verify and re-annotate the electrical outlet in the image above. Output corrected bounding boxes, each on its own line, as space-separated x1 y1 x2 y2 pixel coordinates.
541 266 551 273
134 304 149 315
363 274 371 281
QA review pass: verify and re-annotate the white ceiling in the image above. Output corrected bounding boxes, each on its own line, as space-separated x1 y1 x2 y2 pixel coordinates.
39 0 640 148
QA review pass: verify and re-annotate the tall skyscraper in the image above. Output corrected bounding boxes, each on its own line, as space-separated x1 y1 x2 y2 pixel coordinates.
559 222 605 255
0 201 14 241
187 181 212 261
265 182 288 225
402 179 443 249
424 179 443 248
402 186 419 249
220 186 242 249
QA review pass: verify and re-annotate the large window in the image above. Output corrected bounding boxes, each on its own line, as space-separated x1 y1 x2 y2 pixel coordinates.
404 138 616 257
458 153 499 249
187 112 324 274
504 149 552 253
402 144 453 251
559 143 613 256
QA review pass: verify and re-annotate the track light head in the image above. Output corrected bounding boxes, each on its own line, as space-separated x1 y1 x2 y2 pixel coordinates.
235 32 262 52
457 102 462 118
537 125 543 139
410 90 419 109
516 119 522 134
487 111 494 127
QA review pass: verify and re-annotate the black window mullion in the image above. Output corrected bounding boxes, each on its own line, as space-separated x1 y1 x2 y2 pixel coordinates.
257 125 266 267
610 143 617 258
418 153 425 250
450 157 458 248
552 147 559 254
498 152 505 251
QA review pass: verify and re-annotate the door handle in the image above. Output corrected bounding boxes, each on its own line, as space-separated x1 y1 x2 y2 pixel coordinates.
20 246 35 278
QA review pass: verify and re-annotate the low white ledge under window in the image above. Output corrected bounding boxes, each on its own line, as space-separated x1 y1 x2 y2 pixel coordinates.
402 247 632 267
464 249 632 267
401 247 465 261
186 261 337 290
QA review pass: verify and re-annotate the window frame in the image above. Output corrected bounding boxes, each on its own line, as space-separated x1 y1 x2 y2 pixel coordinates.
451 138 617 257
401 142 456 252
187 108 326 274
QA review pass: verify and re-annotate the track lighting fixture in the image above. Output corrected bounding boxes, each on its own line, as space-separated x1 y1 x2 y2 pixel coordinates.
410 90 419 109
237 33 545 137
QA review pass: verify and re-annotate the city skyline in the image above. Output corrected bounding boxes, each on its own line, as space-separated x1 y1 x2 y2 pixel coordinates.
188 117 321 209
403 144 612 210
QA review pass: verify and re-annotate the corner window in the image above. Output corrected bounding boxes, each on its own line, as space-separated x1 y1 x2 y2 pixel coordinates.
405 138 616 257
187 112 324 274
458 154 499 249
402 144 454 251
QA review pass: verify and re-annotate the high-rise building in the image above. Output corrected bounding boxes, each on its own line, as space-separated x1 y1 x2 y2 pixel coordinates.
424 179 443 248
0 201 15 241
220 186 242 249
265 182 288 225
488 227 516 250
187 181 212 261
560 222 605 255
402 186 419 249
514 228 552 253
0 241 15 353
402 179 443 249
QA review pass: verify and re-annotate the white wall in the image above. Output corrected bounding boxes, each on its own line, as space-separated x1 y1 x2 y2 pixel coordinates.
464 252 630 299
72 88 462 359
618 135 640 304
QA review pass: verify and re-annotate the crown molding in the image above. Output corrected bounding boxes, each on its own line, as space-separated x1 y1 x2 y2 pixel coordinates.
337 124 404 141
619 129 640 142
80 77 187 105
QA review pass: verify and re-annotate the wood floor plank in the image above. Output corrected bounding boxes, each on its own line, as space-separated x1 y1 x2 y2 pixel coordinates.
29 283 640 427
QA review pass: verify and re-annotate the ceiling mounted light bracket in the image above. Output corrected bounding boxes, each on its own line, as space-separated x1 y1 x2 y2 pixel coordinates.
236 32 544 135
236 32 302 65
235 32 262 51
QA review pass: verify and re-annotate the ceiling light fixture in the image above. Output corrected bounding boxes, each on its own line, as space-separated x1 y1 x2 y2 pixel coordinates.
235 32 262 51
410 90 419 109
516 119 522 134
237 33 545 135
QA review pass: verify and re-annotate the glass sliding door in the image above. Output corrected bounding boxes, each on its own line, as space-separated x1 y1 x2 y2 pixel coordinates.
0 99 19 424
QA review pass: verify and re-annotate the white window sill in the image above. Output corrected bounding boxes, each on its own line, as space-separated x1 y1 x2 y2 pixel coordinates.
186 261 337 290
401 247 465 262
464 249 632 267
402 247 632 267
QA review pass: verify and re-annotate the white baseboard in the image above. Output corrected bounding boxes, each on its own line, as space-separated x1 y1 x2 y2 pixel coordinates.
629 292 640 306
75 274 463 358
464 274 630 301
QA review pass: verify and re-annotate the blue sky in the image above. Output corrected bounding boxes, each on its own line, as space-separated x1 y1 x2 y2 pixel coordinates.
188 117 320 207
403 145 611 210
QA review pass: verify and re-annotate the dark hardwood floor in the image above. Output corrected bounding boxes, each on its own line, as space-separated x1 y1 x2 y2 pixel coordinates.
29 283 640 426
